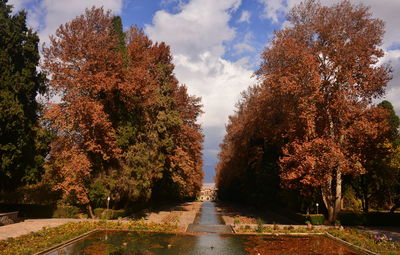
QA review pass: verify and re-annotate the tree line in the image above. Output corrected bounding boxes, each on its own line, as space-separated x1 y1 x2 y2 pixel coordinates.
0 1 203 216
216 0 400 223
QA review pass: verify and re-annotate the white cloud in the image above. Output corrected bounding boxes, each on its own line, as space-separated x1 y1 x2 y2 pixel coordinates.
257 0 299 23
173 53 254 126
41 0 123 45
8 0 31 12
238 10 251 23
146 0 255 128
9 0 124 44
381 50 400 112
233 31 255 55
146 0 241 61
234 42 255 55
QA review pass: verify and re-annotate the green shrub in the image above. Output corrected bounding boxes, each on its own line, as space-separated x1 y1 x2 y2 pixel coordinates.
94 208 126 219
338 212 400 226
52 206 80 218
0 204 55 218
93 208 105 219
88 180 108 208
256 218 265 233
308 214 324 225
0 204 83 219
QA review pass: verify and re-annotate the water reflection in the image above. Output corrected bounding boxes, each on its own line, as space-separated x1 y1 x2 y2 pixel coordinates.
191 233 245 255
48 231 360 255
47 202 360 255
193 201 223 225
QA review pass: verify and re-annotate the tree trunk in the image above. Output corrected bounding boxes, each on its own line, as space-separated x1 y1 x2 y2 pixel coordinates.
390 199 400 213
322 175 334 222
361 175 369 213
363 197 369 213
333 168 342 223
87 204 95 218
322 169 342 224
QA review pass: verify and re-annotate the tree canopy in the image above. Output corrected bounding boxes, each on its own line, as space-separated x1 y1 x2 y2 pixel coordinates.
216 0 394 223
42 7 203 214
0 0 48 193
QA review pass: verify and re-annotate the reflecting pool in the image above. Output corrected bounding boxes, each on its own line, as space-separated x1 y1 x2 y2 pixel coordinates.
47 230 360 255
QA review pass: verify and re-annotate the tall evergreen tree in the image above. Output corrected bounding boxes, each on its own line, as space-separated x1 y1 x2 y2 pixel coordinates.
0 0 46 193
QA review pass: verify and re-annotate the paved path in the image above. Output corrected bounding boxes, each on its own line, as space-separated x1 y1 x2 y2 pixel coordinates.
0 218 84 240
144 202 201 231
361 226 400 243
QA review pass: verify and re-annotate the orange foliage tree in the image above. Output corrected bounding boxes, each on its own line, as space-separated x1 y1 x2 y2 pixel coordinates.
216 0 392 223
42 8 203 214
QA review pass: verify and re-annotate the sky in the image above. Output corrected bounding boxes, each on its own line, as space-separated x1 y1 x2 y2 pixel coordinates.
9 0 400 183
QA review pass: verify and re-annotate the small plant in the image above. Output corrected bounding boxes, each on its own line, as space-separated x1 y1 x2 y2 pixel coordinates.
374 234 392 243
233 219 240 225
256 218 265 233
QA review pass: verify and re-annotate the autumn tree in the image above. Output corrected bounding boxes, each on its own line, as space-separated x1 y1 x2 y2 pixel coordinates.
42 7 123 215
43 8 203 213
348 101 400 212
0 0 48 193
274 0 391 223
217 0 392 223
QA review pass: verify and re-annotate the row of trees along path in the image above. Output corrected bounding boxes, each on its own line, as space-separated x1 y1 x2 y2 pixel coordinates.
216 0 399 224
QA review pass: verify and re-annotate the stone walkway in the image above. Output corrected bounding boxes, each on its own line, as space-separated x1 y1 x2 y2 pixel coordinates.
361 226 400 243
0 218 84 240
144 201 201 231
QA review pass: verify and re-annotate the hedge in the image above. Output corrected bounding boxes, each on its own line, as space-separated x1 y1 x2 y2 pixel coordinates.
338 212 400 226
308 214 325 225
93 208 126 219
0 204 80 219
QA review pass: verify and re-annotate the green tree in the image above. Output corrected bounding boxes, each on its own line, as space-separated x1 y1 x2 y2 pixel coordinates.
347 101 400 212
0 0 47 193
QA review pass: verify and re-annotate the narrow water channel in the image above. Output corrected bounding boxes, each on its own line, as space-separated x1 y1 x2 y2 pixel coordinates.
193 201 224 225
187 201 232 233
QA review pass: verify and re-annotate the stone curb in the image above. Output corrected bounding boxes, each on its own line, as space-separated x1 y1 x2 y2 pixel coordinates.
232 223 340 231
325 232 378 255
34 229 99 255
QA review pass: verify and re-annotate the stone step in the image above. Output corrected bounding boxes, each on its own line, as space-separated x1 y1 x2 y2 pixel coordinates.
186 224 233 233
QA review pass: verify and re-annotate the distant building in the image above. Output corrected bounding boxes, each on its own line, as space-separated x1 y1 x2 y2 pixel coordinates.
198 183 217 201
